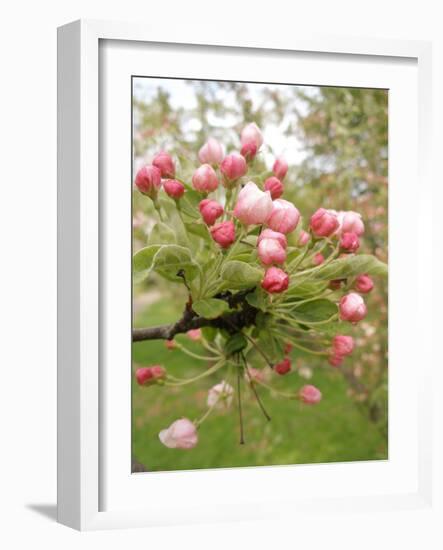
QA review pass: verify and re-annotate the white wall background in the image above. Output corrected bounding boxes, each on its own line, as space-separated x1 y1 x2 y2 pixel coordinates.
0 1 441 548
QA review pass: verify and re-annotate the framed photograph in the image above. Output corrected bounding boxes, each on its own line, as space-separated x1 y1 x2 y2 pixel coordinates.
57 20 434 530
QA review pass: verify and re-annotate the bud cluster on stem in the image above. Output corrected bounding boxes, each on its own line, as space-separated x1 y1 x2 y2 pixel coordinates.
132 121 384 452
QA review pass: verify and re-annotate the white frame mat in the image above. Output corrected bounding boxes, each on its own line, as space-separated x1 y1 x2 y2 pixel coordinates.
57 19 434 531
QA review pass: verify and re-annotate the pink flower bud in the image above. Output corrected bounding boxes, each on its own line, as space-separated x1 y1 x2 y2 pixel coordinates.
135 365 166 386
313 253 325 266
163 179 185 199
159 418 198 449
338 211 365 236
354 274 374 294
340 232 360 253
207 381 234 408
261 266 289 294
339 292 367 323
299 384 322 404
152 151 175 178
240 141 258 161
187 329 202 341
328 354 344 367
135 165 162 198
329 279 345 290
220 153 247 184
257 228 287 248
275 357 291 375
165 339 176 350
210 220 236 248
150 365 165 378
233 182 273 225
257 235 287 265
332 335 354 356
135 367 152 386
298 230 310 246
264 176 284 199
310 208 340 237
198 138 224 165
241 122 264 150
273 157 288 180
284 343 293 355
199 199 223 226
245 367 266 383
192 164 219 193
266 199 300 234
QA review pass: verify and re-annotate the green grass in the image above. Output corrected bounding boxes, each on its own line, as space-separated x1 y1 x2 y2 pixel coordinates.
132 294 387 472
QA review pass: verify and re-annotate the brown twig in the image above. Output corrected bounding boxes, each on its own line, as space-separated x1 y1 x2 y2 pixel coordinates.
133 289 258 342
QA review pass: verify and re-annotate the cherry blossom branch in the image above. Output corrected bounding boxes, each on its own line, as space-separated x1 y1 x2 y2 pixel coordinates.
132 290 258 342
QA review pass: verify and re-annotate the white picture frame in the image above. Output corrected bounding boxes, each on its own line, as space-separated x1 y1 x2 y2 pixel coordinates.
57 19 434 531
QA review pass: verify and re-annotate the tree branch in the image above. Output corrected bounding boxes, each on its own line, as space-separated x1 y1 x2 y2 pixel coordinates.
132 290 257 342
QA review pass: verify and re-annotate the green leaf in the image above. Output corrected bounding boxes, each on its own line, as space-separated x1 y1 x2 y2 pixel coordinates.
220 261 263 290
286 280 328 298
229 236 257 261
310 254 387 281
153 245 199 283
255 330 282 361
245 288 268 311
255 311 270 329
224 333 248 355
289 298 338 323
179 190 201 219
148 222 176 245
132 245 162 283
192 298 229 319
317 320 351 337
201 327 217 341
184 221 211 241
158 199 190 247
230 252 254 263
286 248 303 263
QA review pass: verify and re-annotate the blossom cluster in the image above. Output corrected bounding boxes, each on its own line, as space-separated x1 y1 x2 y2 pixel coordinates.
133 121 382 450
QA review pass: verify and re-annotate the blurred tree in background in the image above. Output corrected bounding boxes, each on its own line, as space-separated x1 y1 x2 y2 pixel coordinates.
291 87 388 430
132 79 388 471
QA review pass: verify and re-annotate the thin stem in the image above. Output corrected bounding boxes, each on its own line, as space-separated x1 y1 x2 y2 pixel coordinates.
237 366 245 444
287 244 311 275
224 319 274 368
242 354 271 421
278 312 338 327
225 188 233 213
291 240 341 283
164 360 224 387
152 198 165 222
224 227 246 261
253 378 300 400
174 342 219 362
242 332 274 367
194 380 230 428
277 293 332 310
200 338 222 356
269 329 328 356
283 289 337 308
300 239 330 268
194 404 216 428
